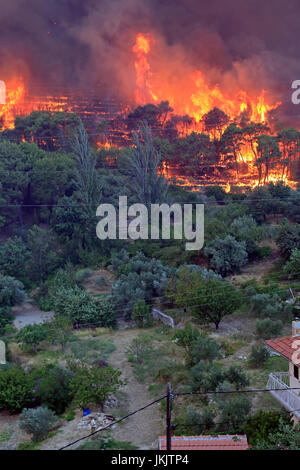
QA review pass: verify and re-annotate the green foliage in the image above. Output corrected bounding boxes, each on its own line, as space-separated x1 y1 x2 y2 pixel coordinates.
111 251 171 317
173 323 202 364
46 315 73 351
174 274 242 329
283 248 300 279
246 187 274 222
132 300 153 328
255 318 283 339
52 286 116 327
244 410 291 446
0 306 14 335
246 288 292 321
276 220 300 259
0 365 34 413
77 435 137 450
189 362 249 393
204 235 248 276
36 365 74 415
19 406 57 442
254 420 300 450
225 365 249 390
174 407 215 436
68 360 125 409
205 186 227 203
127 335 153 364
190 335 221 365
71 121 102 213
217 395 252 433
0 274 25 307
121 124 169 208
27 225 59 281
16 323 49 353
75 268 93 283
0 237 30 286
248 345 269 368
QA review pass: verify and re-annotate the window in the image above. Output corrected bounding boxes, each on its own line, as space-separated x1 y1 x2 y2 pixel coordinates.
294 365 299 380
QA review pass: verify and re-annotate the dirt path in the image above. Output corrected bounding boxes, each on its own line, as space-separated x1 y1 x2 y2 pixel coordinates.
33 329 163 450
107 329 163 450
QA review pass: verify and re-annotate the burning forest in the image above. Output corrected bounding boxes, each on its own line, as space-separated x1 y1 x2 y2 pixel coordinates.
0 0 300 191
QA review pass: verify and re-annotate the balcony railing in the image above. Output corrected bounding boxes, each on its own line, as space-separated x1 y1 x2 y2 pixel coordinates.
267 372 300 419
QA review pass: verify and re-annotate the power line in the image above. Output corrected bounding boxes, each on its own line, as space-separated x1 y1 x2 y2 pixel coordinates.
57 385 300 450
58 394 167 450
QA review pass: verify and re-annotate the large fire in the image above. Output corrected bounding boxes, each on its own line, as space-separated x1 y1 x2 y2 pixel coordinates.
0 32 298 191
132 33 281 127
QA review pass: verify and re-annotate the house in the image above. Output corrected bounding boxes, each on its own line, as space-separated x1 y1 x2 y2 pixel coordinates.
265 320 300 422
158 435 249 450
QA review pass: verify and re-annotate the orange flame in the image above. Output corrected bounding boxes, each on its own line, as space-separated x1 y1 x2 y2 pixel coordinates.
132 33 281 128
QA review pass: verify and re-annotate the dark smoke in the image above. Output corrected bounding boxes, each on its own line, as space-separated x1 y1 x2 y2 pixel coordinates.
0 0 299 111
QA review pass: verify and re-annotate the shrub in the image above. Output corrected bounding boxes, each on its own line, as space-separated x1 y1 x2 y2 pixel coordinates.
75 268 93 283
52 286 116 327
224 365 249 390
283 248 300 280
204 235 248 276
0 237 30 286
217 396 252 433
0 275 25 307
132 300 153 328
0 306 14 335
94 275 108 287
255 318 283 340
68 360 125 410
111 251 171 317
36 366 74 415
174 407 215 435
248 345 269 368
191 335 221 365
0 366 34 413
19 406 57 442
244 410 292 446
16 323 49 353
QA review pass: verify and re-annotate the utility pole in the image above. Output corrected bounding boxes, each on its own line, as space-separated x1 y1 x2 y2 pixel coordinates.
166 382 172 451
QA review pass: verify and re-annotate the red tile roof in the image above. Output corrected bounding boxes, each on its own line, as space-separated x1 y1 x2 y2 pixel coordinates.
265 335 300 361
158 435 249 450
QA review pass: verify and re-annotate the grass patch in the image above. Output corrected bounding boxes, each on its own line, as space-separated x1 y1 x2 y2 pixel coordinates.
67 338 116 362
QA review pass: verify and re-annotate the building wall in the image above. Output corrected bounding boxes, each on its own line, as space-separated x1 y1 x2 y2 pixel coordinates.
289 361 300 395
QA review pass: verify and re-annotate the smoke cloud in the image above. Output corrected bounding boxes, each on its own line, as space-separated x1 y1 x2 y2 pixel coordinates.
0 0 298 113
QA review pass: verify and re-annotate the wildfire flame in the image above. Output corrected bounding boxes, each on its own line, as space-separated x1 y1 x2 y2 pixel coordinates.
132 33 281 126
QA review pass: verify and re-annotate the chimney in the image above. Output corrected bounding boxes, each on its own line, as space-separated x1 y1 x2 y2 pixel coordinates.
292 319 300 336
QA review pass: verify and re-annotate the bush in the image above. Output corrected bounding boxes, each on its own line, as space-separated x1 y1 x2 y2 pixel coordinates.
132 300 153 328
77 435 137 450
204 235 248 276
0 237 30 286
248 345 269 368
283 248 300 280
75 268 93 283
52 286 116 327
0 306 14 335
225 365 249 390
19 406 57 442
0 275 25 307
0 366 34 413
16 323 49 353
36 366 74 415
255 318 283 340
111 251 171 317
191 335 221 365
217 396 252 433
244 410 292 446
174 406 215 435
